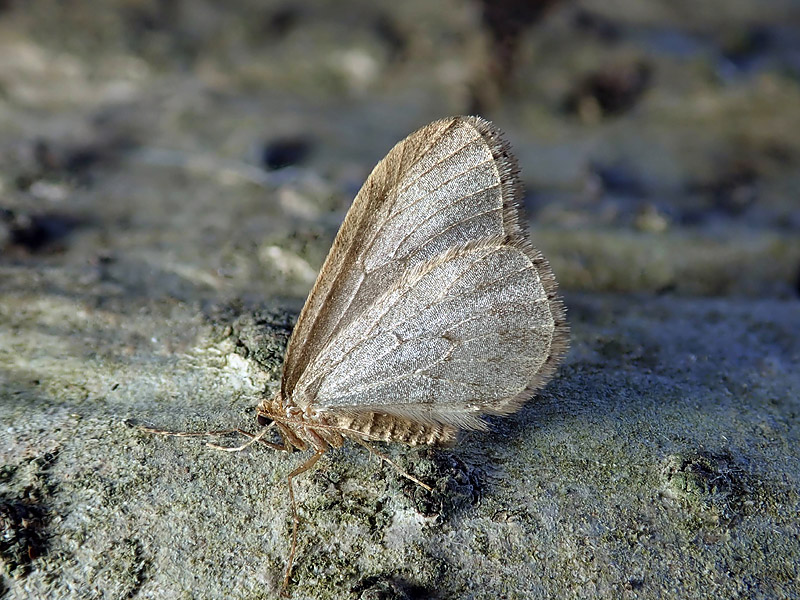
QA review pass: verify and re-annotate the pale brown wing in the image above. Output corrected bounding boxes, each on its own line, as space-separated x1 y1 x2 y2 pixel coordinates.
293 238 567 430
281 116 567 421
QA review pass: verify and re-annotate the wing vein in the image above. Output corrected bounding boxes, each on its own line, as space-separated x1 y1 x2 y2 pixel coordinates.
388 157 495 221
302 247 494 391
391 205 503 265
394 132 484 197
385 184 500 261
314 262 539 395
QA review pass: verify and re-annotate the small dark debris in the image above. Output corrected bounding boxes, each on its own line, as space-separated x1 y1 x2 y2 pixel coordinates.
411 452 483 520
794 262 800 297
123 0 180 35
353 575 431 600
662 449 754 530
265 5 303 38
478 0 562 81
627 578 645 591
373 13 408 63
32 134 137 180
0 465 17 485
762 141 794 166
205 302 295 373
0 495 49 578
0 208 83 254
572 9 622 42
721 26 774 73
564 62 653 119
687 160 759 217
261 137 313 170
590 162 647 197
469 0 561 112
32 140 59 172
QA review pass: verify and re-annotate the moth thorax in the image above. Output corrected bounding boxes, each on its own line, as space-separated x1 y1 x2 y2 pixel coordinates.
256 391 283 417
285 405 303 418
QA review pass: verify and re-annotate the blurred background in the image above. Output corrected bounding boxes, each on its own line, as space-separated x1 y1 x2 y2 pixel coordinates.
1 0 799 303
1 2 800 597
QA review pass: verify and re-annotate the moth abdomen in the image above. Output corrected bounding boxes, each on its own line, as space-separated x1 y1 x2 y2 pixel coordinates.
330 411 457 446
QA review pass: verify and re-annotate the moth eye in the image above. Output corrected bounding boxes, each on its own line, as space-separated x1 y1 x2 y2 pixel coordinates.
257 414 273 427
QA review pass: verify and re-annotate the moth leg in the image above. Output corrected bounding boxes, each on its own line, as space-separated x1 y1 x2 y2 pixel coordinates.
276 421 308 451
353 438 432 492
282 450 325 596
205 424 281 452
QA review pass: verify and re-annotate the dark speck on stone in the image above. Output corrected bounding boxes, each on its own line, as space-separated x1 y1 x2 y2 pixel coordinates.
261 136 313 170
564 61 653 118
572 9 621 42
373 13 408 63
265 5 302 38
590 162 647 197
795 262 800 297
1 209 81 253
353 576 418 600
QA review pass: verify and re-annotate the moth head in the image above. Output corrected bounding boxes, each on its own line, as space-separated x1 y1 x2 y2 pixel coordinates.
255 391 283 427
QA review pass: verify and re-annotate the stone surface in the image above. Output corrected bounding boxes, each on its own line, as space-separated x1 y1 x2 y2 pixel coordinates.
1 1 799 598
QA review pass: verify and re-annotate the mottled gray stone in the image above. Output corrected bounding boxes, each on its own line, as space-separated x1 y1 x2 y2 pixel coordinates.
1 1 799 598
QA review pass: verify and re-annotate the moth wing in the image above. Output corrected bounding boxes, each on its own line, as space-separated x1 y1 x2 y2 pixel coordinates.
283 116 537 400
292 239 567 430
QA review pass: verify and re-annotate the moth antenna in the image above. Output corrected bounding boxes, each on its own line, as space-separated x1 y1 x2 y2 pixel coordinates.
354 438 432 492
138 425 243 438
140 423 289 452
282 451 325 596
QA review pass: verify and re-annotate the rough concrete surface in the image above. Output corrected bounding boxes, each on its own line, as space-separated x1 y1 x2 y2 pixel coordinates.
1 1 799 599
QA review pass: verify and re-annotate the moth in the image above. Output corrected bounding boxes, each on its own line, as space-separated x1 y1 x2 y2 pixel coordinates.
146 116 568 593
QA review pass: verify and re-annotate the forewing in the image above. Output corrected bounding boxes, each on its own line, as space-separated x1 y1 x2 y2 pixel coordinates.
292 240 565 429
282 117 530 400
